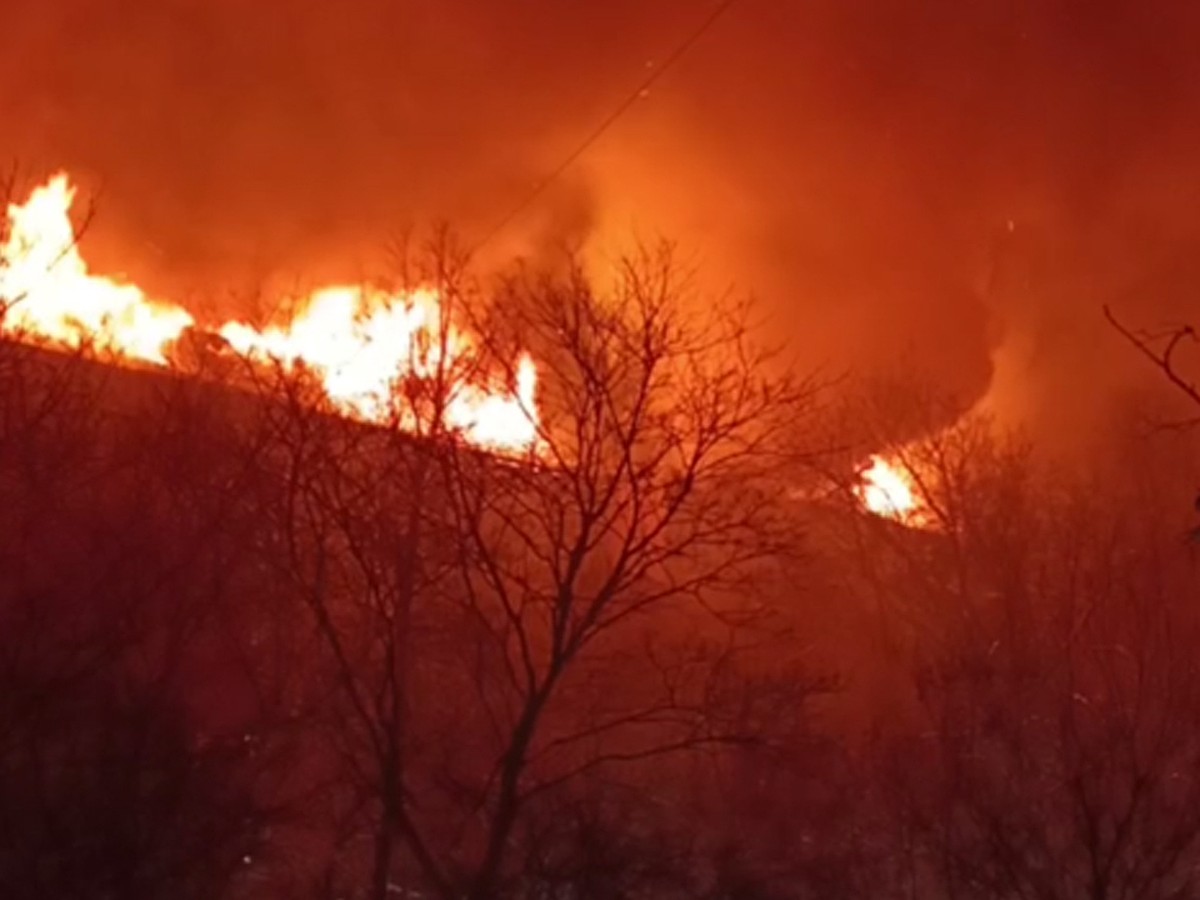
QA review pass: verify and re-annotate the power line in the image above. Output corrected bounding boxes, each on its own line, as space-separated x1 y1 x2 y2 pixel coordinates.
471 0 739 255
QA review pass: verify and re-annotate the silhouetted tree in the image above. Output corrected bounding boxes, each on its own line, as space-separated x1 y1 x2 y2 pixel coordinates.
842 415 1200 900
0 333 294 898
243 238 826 900
1105 305 1200 421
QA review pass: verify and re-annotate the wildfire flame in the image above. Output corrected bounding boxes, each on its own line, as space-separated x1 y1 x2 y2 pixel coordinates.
855 455 925 525
0 172 538 453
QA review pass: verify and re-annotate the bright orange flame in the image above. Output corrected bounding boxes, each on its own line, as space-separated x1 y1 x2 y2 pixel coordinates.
0 172 538 453
0 175 194 363
218 287 539 449
855 455 921 523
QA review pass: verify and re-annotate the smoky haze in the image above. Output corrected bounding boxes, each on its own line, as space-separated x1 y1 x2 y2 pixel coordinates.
3 0 1198 450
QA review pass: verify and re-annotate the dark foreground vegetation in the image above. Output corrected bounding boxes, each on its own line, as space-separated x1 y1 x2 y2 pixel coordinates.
2 242 1200 900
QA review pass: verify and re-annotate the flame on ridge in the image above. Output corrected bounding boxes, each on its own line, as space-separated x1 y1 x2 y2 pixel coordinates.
0 172 538 453
854 455 926 525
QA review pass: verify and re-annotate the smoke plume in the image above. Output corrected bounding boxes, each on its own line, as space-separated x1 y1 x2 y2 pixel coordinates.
3 0 1198 450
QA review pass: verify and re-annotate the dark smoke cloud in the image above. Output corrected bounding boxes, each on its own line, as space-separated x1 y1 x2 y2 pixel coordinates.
3 0 1199 450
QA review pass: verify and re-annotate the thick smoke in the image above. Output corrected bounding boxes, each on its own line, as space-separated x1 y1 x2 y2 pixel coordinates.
3 0 1198 450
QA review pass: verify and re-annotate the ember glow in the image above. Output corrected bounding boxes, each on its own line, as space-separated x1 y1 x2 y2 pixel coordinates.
855 455 924 525
0 172 539 453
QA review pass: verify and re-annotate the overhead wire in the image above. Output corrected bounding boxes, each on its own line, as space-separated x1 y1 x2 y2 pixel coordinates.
470 0 739 256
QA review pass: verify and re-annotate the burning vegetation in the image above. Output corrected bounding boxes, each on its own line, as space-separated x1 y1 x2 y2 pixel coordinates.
854 454 925 525
5 155 1200 900
3 5 1200 895
4 151 1200 899
1 170 934 530
0 179 826 898
0 173 539 453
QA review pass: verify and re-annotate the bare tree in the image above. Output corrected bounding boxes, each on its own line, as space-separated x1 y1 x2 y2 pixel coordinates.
0 348 294 899
847 422 1200 900
244 239 825 899
0 182 309 896
429 243 822 900
1104 305 1200 419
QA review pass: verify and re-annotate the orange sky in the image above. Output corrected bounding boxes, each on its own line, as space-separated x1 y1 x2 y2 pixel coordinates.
3 0 1199 451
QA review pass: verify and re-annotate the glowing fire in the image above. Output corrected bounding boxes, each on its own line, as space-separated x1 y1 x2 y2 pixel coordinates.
0 175 195 363
855 455 922 523
0 172 538 452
